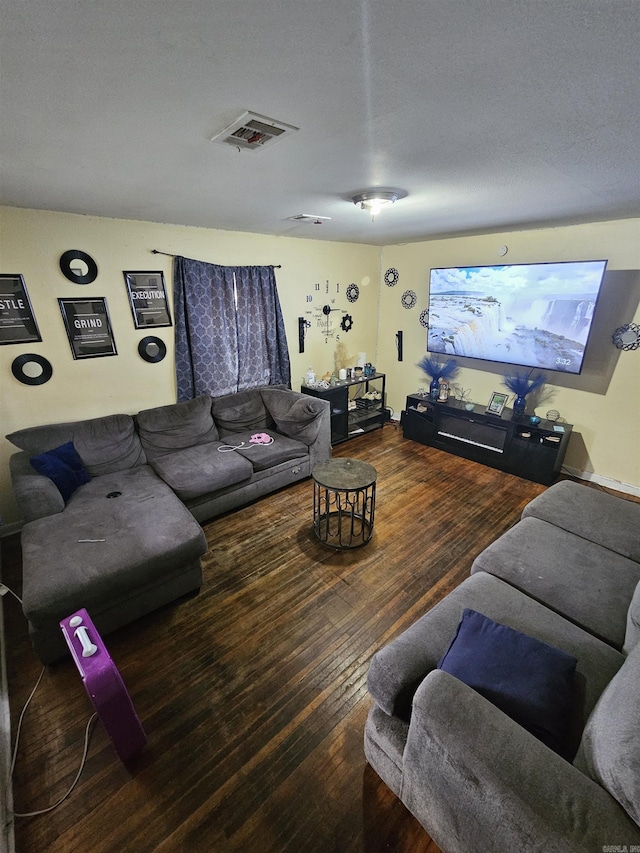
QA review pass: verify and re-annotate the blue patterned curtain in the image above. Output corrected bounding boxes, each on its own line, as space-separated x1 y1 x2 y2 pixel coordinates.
173 256 290 401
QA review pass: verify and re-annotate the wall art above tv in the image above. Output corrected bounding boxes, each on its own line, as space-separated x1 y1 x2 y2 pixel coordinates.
427 259 608 374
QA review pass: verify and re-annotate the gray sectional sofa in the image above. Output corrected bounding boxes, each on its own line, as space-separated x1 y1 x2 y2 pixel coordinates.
365 480 640 852
7 385 330 663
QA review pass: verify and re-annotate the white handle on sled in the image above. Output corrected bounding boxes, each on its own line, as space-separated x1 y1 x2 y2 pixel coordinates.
74 625 98 657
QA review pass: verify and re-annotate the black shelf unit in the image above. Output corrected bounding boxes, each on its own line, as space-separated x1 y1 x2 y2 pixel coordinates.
302 373 386 445
401 394 572 486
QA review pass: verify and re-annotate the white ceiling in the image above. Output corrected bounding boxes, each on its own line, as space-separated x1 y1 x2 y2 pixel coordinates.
1 0 639 246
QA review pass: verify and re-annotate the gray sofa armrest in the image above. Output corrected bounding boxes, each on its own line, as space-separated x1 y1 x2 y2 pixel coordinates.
402 669 640 853
9 451 64 522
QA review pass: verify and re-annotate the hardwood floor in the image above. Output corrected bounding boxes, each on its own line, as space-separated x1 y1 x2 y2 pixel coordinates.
1 423 550 852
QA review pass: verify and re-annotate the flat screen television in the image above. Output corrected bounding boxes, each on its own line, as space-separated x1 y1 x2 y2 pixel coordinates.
427 259 607 374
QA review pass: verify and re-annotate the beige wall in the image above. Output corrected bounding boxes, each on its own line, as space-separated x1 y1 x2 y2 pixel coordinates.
1 208 639 525
378 219 640 492
0 206 380 524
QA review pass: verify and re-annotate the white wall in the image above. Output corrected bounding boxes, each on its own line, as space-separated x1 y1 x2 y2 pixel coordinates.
378 219 640 492
0 206 380 524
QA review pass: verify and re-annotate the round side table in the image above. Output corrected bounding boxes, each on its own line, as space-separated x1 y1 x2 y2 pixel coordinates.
312 458 377 549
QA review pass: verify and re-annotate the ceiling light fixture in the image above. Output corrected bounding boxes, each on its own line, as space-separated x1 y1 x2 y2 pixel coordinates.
352 188 407 221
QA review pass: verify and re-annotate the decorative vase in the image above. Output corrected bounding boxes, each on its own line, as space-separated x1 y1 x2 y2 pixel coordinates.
512 394 526 419
429 377 440 401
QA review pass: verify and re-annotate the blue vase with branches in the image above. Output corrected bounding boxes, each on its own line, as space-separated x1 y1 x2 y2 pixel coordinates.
503 369 547 420
418 356 459 401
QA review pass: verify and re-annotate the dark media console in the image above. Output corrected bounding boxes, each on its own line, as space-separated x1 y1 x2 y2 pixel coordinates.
401 394 573 485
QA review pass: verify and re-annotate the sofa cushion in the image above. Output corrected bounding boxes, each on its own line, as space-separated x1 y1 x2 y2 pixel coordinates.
7 414 146 476
522 480 640 562
261 387 325 445
21 465 207 623
366 572 623 731
624 581 640 655
212 389 274 435
29 442 90 503
471 517 640 649
438 609 577 753
149 441 253 501
135 395 219 460
579 641 640 825
225 429 308 471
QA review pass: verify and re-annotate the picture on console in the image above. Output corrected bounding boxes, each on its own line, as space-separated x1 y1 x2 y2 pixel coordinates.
427 259 607 374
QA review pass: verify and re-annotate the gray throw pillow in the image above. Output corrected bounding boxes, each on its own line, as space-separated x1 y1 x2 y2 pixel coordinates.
261 388 325 445
579 641 640 825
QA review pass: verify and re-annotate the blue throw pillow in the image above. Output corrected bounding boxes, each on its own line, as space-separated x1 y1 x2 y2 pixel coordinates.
30 441 91 503
438 609 577 753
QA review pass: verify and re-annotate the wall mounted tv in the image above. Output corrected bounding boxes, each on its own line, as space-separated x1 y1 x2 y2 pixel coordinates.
427 259 607 374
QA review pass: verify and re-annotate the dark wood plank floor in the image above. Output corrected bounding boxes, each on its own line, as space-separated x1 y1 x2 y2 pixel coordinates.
2 423 551 852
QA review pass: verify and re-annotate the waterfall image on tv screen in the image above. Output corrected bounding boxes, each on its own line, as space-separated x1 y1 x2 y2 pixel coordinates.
427 260 607 374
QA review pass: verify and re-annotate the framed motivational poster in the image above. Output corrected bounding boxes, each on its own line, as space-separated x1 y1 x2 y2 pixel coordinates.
124 271 172 329
0 274 42 345
58 297 117 359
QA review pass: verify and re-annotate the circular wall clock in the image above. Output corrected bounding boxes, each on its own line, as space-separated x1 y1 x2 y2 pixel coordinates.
322 304 341 339
401 290 417 309
11 353 53 385
419 308 430 328
384 268 399 287
59 250 98 285
346 283 359 303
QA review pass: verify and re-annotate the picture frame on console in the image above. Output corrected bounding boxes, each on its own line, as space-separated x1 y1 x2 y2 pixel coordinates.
486 391 508 416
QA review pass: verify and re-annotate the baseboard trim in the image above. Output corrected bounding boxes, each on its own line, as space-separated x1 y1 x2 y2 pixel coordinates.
561 466 640 498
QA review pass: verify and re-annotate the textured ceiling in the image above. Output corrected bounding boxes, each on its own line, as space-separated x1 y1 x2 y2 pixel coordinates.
1 0 639 245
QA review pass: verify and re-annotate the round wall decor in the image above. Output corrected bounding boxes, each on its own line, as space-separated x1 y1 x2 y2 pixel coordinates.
384 268 399 287
346 283 360 303
401 290 417 309
138 336 166 363
11 353 53 385
419 308 430 328
612 322 640 350
340 314 353 332
59 250 98 285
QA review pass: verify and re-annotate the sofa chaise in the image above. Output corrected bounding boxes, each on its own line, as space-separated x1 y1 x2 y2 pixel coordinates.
365 480 640 852
7 385 331 663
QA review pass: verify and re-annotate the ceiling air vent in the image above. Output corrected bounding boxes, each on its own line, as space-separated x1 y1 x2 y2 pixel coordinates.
211 111 299 152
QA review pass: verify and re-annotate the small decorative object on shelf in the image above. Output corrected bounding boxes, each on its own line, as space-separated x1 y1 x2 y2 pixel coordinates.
546 409 560 422
437 379 450 402
502 369 547 420
417 356 460 402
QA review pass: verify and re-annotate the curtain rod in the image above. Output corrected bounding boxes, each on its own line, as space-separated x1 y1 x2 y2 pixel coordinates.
151 249 281 268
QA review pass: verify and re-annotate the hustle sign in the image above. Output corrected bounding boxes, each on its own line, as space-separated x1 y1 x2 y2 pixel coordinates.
0 274 42 345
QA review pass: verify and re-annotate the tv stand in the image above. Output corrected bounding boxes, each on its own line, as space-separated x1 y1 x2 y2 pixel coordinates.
401 394 572 486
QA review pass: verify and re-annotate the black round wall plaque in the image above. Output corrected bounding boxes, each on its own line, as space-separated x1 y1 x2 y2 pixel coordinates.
138 336 166 363
11 353 53 385
59 250 98 284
